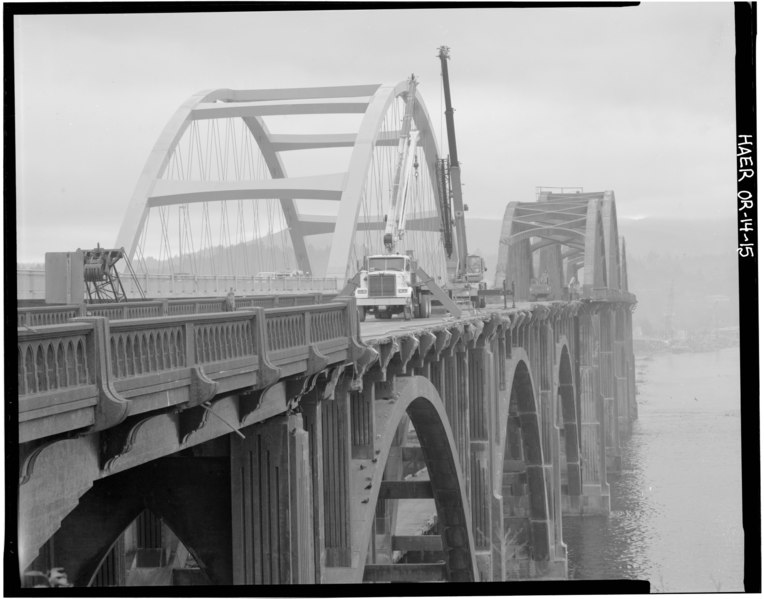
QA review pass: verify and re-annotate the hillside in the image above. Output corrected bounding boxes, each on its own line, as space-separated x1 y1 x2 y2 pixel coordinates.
464 215 740 335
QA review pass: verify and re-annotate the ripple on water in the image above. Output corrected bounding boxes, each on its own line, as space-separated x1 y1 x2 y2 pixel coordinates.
563 348 743 592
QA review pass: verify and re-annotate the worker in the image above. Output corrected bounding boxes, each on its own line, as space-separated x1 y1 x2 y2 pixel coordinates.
224 287 236 312
568 275 580 299
540 270 550 285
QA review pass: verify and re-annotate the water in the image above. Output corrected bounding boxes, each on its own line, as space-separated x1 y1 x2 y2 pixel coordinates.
563 347 744 592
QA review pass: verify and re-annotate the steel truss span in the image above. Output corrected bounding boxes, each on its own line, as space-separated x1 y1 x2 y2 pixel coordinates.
494 190 630 302
116 85 449 285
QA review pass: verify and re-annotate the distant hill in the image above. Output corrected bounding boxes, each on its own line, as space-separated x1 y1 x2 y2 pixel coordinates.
464 215 740 335
20 215 739 335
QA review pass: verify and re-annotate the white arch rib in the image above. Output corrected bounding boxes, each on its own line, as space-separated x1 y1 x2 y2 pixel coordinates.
324 82 444 279
147 173 346 207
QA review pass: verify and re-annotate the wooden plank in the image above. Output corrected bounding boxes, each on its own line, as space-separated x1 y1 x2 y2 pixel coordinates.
391 535 443 552
378 480 433 500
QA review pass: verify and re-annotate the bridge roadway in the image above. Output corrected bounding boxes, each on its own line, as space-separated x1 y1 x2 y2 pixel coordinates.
17 292 637 586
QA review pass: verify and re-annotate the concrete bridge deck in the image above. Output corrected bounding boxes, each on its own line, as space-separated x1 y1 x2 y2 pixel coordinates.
17 288 637 586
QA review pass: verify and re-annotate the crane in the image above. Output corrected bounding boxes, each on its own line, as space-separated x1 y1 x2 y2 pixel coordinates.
342 74 463 321
437 46 487 307
384 75 421 253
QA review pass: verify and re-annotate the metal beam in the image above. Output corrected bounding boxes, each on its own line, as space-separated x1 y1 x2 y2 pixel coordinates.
147 173 346 206
218 84 381 102
269 133 357 151
191 100 369 120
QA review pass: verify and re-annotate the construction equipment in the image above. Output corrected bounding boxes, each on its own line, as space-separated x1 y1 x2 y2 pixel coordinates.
350 75 461 321
437 46 487 308
45 245 145 304
82 245 145 303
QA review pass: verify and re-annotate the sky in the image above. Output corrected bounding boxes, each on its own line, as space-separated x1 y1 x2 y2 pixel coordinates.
13 4 738 264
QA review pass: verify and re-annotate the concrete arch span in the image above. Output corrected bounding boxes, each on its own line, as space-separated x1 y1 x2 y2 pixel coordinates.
497 348 565 579
554 339 583 513
42 455 233 587
348 375 478 583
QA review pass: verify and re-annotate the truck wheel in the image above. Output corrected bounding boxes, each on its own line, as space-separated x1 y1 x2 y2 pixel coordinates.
358 307 366 322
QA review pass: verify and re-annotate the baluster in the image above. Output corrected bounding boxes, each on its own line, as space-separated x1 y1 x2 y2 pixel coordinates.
18 346 26 395
26 345 36 393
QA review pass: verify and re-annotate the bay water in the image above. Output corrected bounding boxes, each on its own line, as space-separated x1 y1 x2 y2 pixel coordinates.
563 347 744 592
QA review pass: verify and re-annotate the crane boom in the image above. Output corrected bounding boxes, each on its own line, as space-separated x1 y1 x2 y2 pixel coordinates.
438 45 469 280
384 75 419 252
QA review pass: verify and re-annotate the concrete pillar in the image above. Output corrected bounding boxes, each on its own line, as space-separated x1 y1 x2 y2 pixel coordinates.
625 307 639 422
350 384 375 460
451 350 471 494
468 346 492 580
614 307 630 439
302 390 326 582
319 387 352 568
577 312 610 514
230 415 315 584
599 308 621 473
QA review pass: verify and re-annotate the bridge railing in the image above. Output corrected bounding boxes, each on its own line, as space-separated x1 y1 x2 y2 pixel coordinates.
17 268 342 299
18 293 333 327
18 321 100 442
18 299 359 444
264 302 349 355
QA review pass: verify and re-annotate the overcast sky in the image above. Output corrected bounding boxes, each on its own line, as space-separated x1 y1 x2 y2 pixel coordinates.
14 4 737 263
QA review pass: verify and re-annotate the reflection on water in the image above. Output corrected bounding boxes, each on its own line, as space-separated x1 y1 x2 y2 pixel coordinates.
563 347 744 593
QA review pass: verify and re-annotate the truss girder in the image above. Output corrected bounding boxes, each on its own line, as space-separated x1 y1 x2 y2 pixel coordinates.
494 192 619 299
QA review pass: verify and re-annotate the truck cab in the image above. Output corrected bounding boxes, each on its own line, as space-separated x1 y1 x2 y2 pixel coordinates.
354 253 431 321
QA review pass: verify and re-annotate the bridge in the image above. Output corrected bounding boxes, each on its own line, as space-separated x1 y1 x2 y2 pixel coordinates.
16 82 637 587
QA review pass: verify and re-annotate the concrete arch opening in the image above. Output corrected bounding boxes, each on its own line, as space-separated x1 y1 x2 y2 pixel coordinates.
557 344 583 512
37 452 232 587
501 358 556 579
361 375 478 583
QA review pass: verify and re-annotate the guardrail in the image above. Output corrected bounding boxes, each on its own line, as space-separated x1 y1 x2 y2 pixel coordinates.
17 293 333 327
18 300 360 444
17 269 342 299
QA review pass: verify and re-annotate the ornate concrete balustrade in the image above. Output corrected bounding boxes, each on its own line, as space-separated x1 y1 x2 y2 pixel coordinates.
18 322 99 442
17 293 332 327
18 301 357 445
